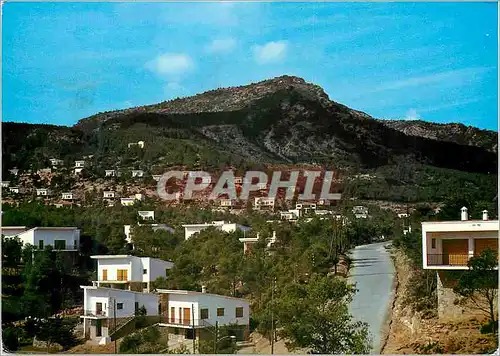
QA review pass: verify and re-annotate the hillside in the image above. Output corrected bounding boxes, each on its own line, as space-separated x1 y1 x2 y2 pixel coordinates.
2 75 497 204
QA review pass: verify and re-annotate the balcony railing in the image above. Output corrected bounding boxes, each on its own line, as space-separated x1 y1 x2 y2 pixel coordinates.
83 309 107 317
159 317 212 327
427 254 470 266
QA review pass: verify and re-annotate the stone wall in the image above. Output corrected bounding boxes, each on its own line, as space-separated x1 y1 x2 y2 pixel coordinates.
437 271 497 322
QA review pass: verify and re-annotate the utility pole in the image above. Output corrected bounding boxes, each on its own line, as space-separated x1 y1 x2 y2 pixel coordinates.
192 304 196 354
113 298 117 354
213 321 219 354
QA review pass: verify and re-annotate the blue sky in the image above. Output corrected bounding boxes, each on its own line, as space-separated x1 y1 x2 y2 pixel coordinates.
3 2 498 130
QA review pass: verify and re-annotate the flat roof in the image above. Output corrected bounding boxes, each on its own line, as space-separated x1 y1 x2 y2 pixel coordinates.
80 285 157 296
156 289 249 302
1 226 27 229
90 255 132 259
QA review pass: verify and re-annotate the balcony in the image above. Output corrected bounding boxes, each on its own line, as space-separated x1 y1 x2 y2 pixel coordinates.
427 254 469 267
158 317 211 328
82 309 107 318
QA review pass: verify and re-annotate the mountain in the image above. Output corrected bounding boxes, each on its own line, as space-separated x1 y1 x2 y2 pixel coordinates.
2 75 497 204
378 119 497 153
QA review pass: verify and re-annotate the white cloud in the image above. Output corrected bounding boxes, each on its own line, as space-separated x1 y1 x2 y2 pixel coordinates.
404 108 421 121
145 53 193 77
253 41 287 64
205 38 237 54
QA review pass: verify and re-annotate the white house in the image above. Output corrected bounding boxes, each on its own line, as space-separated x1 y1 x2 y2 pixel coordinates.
62 192 73 200
9 168 19 176
296 202 317 211
239 231 277 254
91 255 174 293
182 221 251 240
421 207 498 321
124 224 175 245
234 177 243 185
398 213 409 219
75 160 85 168
317 199 331 206
220 199 237 208
8 187 24 194
280 210 299 221
422 208 498 270
128 141 145 149
105 170 116 177
254 197 275 211
152 175 162 182
138 211 155 220
1 181 10 188
352 206 369 219
132 170 144 178
121 198 134 206
157 288 250 341
80 286 159 343
50 158 64 166
103 191 116 199
257 182 268 190
6 227 80 251
36 188 50 196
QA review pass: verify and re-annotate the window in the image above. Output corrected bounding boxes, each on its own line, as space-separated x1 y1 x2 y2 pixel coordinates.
200 308 209 319
117 269 128 281
235 307 243 318
431 238 436 249
217 308 225 317
102 269 108 281
54 240 66 250
39 240 44 249
143 269 147 274
117 303 123 310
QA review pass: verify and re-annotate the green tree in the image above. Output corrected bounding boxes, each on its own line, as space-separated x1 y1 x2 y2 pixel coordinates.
276 275 371 354
454 248 498 330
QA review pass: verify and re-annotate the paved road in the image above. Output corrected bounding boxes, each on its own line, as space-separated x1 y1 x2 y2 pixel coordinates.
348 241 395 354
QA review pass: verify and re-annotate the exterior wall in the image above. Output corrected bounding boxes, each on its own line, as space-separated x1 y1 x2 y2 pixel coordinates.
184 226 210 240
84 288 159 318
424 227 499 269
142 258 173 282
17 229 79 249
436 271 498 322
98 258 133 281
160 293 250 328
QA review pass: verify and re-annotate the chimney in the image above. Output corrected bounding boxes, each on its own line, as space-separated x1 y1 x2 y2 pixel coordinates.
460 207 468 221
201 285 207 294
482 210 489 221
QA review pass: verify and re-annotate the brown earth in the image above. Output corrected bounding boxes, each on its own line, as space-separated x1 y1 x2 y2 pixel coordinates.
381 249 497 354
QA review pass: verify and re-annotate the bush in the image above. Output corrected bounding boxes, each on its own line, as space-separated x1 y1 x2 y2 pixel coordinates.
480 320 498 334
2 326 19 352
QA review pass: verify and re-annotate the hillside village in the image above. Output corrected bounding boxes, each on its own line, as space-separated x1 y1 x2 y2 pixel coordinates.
1 76 499 354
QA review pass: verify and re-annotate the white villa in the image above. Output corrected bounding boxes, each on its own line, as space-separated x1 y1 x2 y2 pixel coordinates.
2 226 80 251
1 181 10 188
80 286 159 343
103 191 116 199
50 158 64 166
128 141 145 149
296 202 317 211
91 255 174 293
182 220 251 240
132 170 144 178
220 199 237 208
9 168 19 176
36 188 50 196
254 197 275 211
105 170 117 177
239 231 277 254
352 205 369 219
138 211 155 220
422 208 498 270
421 207 498 321
152 175 162 182
62 192 73 200
157 288 250 341
74 160 85 174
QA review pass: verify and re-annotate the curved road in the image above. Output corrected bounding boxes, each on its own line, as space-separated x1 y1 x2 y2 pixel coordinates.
348 242 395 354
